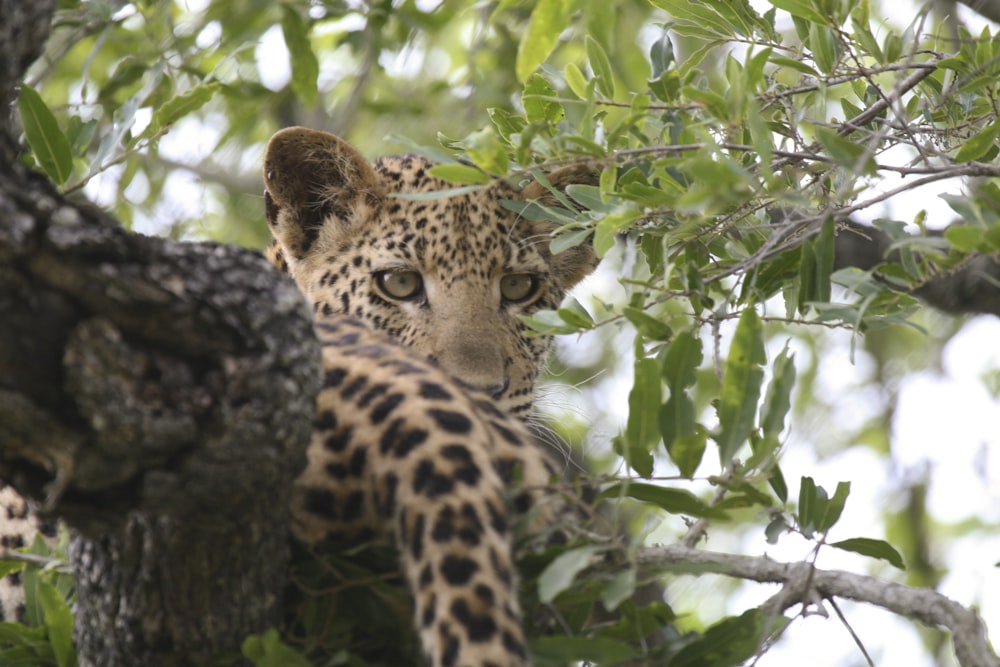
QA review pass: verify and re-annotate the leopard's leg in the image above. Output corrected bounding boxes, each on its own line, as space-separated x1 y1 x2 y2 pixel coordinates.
291 319 531 667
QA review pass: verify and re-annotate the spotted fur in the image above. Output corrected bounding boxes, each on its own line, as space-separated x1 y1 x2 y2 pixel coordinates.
264 127 598 666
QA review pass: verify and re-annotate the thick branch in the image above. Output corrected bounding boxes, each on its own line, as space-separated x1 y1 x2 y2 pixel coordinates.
635 546 997 667
0 173 321 664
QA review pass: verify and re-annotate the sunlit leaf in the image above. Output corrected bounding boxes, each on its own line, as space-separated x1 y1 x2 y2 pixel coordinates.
38 581 74 667
550 227 592 254
955 121 1000 163
538 546 603 603
17 85 73 185
427 163 490 185
148 82 221 136
243 628 313 667
586 35 615 98
817 481 850 533
522 74 564 124
564 63 591 99
516 0 569 83
600 567 637 612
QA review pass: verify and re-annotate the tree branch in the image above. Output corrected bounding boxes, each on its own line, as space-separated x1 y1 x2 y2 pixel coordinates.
635 545 998 667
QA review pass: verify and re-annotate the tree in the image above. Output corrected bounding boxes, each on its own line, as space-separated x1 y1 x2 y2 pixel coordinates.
1 1 999 666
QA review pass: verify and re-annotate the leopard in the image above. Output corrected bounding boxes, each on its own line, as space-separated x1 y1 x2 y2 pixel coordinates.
0 126 599 667
262 127 599 667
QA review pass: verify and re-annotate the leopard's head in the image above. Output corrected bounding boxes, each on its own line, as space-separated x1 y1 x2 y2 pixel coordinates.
263 127 598 417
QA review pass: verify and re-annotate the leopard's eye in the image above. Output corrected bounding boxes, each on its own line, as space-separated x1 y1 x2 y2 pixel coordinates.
500 273 539 303
374 270 423 300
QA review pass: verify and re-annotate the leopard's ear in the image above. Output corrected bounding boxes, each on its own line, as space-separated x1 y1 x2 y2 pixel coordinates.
263 127 384 263
520 164 600 292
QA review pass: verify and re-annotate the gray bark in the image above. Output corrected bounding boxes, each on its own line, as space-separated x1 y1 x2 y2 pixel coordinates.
0 1 321 665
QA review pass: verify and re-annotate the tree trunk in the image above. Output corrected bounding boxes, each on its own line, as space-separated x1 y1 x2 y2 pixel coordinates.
0 2 321 665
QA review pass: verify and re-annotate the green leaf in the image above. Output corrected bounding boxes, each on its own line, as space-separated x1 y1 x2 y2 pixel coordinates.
564 63 591 100
0 559 25 579
666 426 708 480
759 346 796 439
769 55 819 77
814 126 876 173
556 298 594 328
662 332 702 390
944 225 984 252
522 74 564 124
38 581 74 667
765 515 789 544
550 227 592 254
817 481 850 533
564 184 606 210
532 635 639 663
648 32 674 79
797 475 821 535
147 81 221 135
660 332 705 477
281 7 319 106
767 0 827 24
671 608 788 667
488 107 527 144
520 309 580 335
586 35 615 98
538 546 603 603
391 185 484 202
242 628 313 667
716 309 766 464
955 121 1000 163
623 307 672 341
17 84 74 185
600 567 637 612
798 218 835 312
809 23 838 74
462 127 509 176
601 482 727 519
829 537 906 569
625 357 662 464
427 163 491 185
516 0 569 83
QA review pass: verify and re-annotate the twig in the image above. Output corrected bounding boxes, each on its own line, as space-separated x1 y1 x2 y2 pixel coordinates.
634 545 999 667
0 550 70 572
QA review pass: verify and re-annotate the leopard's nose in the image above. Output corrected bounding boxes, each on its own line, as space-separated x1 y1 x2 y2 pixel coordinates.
427 343 510 400
471 375 509 400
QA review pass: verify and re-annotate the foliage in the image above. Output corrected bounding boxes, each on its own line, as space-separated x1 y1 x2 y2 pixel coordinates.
12 0 1000 665
0 531 76 667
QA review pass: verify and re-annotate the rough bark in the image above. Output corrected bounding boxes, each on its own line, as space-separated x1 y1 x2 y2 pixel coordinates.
0 1 321 665
833 219 1000 318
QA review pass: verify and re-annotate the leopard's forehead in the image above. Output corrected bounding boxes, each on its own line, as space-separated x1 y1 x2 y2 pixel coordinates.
355 154 549 274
